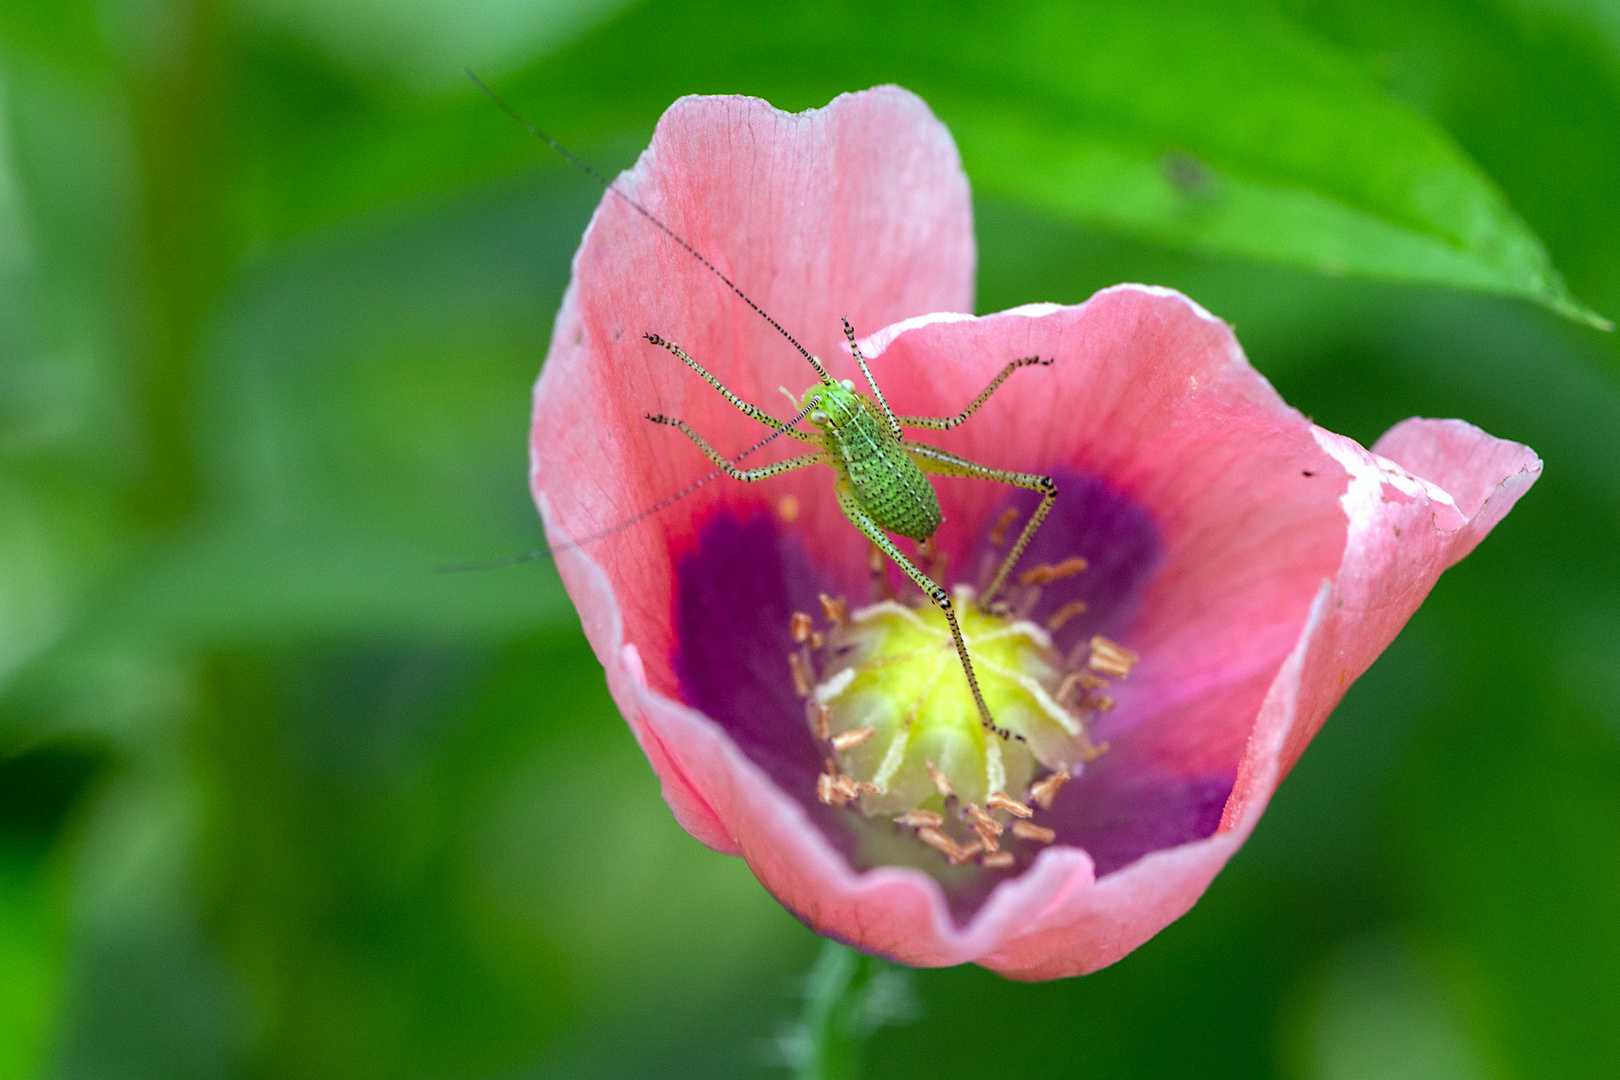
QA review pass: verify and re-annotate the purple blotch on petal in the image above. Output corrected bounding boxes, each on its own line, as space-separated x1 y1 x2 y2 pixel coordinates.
673 512 832 799
1044 758 1234 876
672 471 1195 925
965 471 1231 873
969 469 1163 654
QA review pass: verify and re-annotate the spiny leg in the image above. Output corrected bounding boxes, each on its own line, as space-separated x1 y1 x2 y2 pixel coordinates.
645 333 821 446
647 414 827 481
904 442 1057 608
833 484 1014 741
841 318 902 439
896 356 1051 431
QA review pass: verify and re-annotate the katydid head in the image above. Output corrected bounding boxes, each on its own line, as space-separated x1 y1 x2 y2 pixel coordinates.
798 379 861 429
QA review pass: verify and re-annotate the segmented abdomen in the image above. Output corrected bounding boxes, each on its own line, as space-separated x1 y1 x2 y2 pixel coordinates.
830 405 942 540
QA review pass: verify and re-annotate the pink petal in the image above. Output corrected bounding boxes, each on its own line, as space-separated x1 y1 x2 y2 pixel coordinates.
1372 417 1543 567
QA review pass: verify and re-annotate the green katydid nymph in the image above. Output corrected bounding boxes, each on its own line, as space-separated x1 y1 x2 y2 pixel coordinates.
640 324 1058 742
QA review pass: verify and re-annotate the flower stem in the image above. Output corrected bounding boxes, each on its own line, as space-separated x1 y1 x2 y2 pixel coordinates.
786 940 917 1080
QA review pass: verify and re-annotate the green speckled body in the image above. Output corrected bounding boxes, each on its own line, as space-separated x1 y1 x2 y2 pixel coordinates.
805 383 942 541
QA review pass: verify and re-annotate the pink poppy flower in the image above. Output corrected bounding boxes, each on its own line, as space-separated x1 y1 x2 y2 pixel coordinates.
529 86 1541 979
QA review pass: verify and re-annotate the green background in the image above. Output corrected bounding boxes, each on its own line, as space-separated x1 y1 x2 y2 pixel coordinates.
3 0 1618 1076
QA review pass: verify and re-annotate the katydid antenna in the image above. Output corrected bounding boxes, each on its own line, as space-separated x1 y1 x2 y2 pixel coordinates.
436 400 818 572
464 70 833 385
440 73 830 572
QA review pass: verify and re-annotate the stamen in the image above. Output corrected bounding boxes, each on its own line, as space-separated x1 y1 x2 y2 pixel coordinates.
790 611 813 644
983 598 1015 619
1056 673 1078 705
965 803 1004 835
788 652 813 697
980 851 1016 869
965 803 1004 852
1055 670 1109 706
925 757 954 798
870 542 895 600
807 701 831 741
1053 556 1090 579
1028 770 1071 809
809 631 825 650
919 534 948 582
1011 821 1056 844
818 593 848 626
831 726 876 752
1044 599 1089 632
1018 556 1089 587
817 760 859 808
916 826 977 864
989 507 1020 546
986 792 1034 819
777 494 800 522
894 810 944 829
1088 635 1139 678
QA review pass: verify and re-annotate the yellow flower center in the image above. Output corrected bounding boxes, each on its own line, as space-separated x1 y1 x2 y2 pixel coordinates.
817 586 1102 812
792 584 1134 868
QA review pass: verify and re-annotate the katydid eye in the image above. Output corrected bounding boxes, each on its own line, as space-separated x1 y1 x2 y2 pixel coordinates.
809 410 828 424
840 379 856 391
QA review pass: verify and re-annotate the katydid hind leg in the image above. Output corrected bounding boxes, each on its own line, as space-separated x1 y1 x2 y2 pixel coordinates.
904 441 1058 608
834 485 1013 740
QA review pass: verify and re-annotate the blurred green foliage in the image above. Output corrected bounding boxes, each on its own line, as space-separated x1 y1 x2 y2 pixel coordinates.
1 0 1617 1077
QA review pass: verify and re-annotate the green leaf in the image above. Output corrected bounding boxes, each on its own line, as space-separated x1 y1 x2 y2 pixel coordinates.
458 0 1608 328
924 2 1610 328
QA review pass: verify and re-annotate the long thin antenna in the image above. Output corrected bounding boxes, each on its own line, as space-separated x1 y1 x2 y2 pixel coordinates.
436 400 818 571
467 69 833 384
